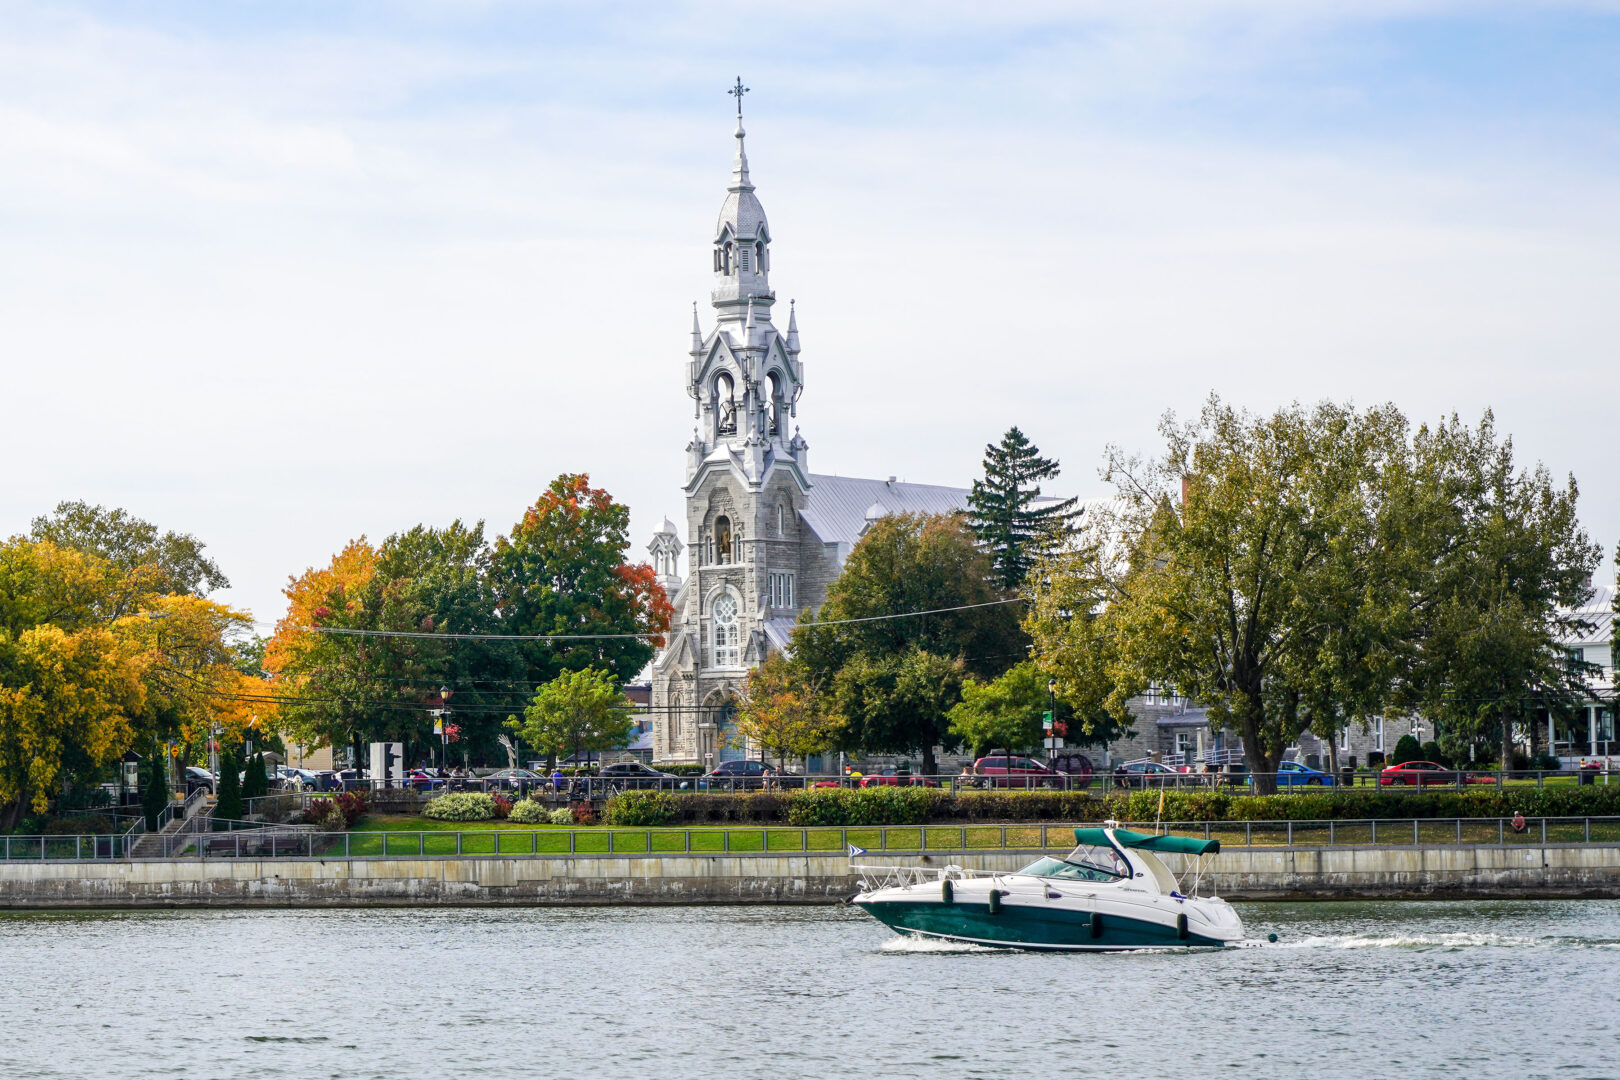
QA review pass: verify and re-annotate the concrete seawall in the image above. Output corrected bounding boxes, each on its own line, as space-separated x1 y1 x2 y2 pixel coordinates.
3 844 1618 908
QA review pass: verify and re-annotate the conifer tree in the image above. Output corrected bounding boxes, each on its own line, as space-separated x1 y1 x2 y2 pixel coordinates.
141 745 168 832
967 427 1080 591
215 751 243 823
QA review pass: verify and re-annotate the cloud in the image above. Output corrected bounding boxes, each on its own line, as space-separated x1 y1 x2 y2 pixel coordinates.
2 0 1617 628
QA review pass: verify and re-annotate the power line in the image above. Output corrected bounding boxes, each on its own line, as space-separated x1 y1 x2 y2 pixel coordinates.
294 596 1025 643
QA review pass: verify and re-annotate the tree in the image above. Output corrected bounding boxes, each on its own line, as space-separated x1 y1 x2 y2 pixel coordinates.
1032 398 1418 793
31 501 229 615
215 750 242 822
948 661 1051 758
490 474 672 691
506 667 632 771
734 654 842 767
967 427 1080 591
1390 733 1422 766
141 743 167 831
792 512 1019 775
1400 414 1600 767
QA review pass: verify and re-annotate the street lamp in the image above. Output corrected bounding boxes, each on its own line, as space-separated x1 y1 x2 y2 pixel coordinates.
438 686 453 773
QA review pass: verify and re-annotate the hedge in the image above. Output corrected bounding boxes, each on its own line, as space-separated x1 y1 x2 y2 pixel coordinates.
600 785 1620 828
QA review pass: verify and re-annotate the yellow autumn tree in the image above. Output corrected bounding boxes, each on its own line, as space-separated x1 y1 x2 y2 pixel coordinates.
733 653 842 768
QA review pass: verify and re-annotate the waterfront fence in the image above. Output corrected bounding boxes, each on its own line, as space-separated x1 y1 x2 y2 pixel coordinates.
7 815 1620 862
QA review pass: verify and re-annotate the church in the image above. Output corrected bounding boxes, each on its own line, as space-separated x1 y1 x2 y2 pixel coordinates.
646 85 979 767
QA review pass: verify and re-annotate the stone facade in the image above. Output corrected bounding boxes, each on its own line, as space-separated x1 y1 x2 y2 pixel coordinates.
647 100 982 766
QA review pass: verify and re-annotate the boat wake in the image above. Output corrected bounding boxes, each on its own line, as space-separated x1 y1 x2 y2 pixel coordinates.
879 934 997 955
1259 932 1620 950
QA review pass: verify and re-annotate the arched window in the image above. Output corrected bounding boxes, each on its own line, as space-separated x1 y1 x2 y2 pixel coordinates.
712 592 740 667
723 241 733 274
715 372 736 436
755 240 765 272
776 502 785 536
714 515 733 564
766 371 783 436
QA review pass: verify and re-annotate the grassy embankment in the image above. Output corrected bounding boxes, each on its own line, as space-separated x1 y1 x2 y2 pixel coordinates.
348 814 1620 856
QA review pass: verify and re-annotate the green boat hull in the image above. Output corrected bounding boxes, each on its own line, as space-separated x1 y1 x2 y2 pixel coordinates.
856 900 1226 951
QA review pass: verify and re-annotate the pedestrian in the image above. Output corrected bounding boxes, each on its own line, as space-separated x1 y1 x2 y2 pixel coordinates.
1511 810 1527 834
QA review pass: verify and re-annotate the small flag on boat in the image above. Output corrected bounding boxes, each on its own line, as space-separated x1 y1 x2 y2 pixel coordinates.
847 843 867 857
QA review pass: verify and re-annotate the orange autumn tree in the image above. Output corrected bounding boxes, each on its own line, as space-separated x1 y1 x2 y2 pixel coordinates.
490 474 672 689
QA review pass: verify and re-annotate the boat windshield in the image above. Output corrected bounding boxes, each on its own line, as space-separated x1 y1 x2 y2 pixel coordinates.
1017 844 1129 883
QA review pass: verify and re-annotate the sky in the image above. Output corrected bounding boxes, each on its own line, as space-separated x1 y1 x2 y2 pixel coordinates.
3 1 1618 630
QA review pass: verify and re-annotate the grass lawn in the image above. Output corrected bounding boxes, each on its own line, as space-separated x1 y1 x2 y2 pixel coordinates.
339 813 1620 857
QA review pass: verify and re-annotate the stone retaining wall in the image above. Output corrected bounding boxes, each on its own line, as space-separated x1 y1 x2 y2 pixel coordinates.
2 844 1617 908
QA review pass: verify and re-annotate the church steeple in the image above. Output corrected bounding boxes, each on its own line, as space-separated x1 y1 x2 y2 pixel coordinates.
686 81 805 491
712 76 772 325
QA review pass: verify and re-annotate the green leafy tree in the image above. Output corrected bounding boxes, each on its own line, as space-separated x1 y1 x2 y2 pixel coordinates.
31 501 229 616
505 667 633 771
1400 413 1600 767
967 427 1080 591
214 750 242 822
793 513 1021 775
1390 733 1423 765
1033 398 1418 793
141 744 168 832
948 661 1050 758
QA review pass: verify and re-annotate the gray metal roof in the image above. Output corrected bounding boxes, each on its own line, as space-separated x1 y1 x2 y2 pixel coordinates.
800 474 973 547
1561 584 1615 647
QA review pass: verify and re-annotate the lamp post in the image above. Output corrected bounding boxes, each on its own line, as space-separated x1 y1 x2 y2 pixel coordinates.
438 686 453 773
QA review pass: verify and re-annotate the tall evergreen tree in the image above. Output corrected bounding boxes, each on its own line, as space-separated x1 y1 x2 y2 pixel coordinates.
967 427 1080 590
141 745 167 832
215 751 242 823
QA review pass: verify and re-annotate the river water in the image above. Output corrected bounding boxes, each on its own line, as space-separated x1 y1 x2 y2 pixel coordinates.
2 900 1617 1079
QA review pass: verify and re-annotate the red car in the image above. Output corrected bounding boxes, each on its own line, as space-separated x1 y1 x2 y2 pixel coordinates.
1379 760 1492 786
968 754 1062 789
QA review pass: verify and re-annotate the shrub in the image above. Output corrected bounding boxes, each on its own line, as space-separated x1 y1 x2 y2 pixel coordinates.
548 807 574 826
1420 741 1450 768
1391 734 1423 766
215 751 243 821
603 791 679 827
423 792 496 821
570 801 597 826
1529 752 1562 772
492 795 514 820
509 798 546 824
44 815 114 835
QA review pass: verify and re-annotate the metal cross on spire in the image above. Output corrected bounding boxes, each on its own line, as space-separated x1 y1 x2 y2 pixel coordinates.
729 76 749 119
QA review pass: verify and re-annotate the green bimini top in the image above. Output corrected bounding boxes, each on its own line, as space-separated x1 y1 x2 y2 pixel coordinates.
1073 827 1220 856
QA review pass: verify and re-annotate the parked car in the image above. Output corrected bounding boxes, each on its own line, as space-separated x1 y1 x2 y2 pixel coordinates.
1379 760 1493 786
481 768 547 793
857 769 938 788
598 761 683 790
1111 759 1179 790
184 766 216 796
1252 761 1336 787
1046 753 1096 789
968 755 1062 789
697 760 777 790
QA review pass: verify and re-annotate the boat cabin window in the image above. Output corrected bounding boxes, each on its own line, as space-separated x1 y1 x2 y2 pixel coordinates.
1018 845 1130 883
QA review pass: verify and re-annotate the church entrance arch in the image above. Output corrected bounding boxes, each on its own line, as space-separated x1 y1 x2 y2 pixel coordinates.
705 689 744 763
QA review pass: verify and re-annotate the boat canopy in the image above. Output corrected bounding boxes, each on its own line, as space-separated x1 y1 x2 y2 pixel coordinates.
1074 827 1220 856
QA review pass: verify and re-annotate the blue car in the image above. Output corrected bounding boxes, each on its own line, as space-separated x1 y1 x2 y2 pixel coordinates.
1249 761 1336 787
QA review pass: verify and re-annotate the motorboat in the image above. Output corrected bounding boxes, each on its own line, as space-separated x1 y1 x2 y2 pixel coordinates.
851 823 1243 951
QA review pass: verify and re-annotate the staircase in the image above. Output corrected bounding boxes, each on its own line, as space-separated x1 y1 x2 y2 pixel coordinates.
130 790 209 858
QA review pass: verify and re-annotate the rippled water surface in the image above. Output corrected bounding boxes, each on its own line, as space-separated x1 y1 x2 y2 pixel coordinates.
4 900 1618 1079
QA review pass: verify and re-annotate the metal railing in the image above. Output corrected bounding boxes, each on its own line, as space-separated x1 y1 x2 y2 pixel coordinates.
6 815 1619 862
293 766 1619 798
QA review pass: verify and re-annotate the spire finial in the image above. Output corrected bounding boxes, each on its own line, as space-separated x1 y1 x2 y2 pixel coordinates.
727 77 753 191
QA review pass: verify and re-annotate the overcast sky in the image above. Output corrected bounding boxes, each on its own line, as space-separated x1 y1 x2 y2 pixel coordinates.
3 1 1618 629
